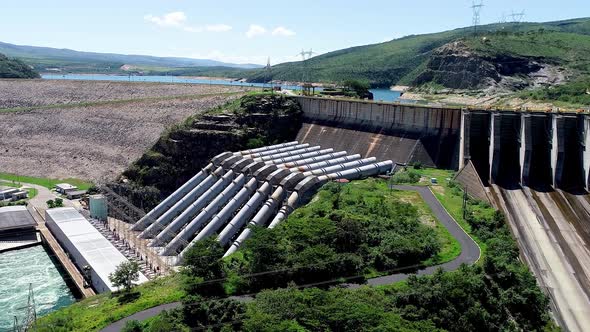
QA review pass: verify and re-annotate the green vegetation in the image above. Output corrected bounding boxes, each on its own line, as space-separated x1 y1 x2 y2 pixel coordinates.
412 167 488 254
109 261 141 293
33 274 184 332
34 169 552 331
46 198 64 209
0 53 39 78
0 172 93 190
523 77 590 106
221 179 454 293
243 18 590 87
135 188 552 332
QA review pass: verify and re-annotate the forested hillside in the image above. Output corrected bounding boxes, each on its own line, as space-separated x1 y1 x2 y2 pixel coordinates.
0 53 40 78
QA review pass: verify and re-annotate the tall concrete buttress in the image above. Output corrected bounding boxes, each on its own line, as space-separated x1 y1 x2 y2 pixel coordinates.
489 112 500 183
550 114 559 187
520 114 532 186
584 115 590 191
459 110 470 170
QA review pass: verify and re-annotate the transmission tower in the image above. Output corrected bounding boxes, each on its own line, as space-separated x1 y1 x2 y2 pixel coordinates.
265 57 273 92
296 48 316 90
471 0 484 35
509 10 525 24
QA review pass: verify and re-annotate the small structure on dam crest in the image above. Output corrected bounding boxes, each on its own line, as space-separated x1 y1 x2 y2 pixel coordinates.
129 141 393 265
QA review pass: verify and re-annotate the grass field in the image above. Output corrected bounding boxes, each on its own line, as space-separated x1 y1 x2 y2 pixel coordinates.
33 274 184 332
0 172 93 190
397 167 488 255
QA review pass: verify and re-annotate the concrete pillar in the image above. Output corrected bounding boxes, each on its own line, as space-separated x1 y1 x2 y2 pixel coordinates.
550 114 563 188
459 110 471 170
583 115 590 191
520 114 532 186
489 112 501 183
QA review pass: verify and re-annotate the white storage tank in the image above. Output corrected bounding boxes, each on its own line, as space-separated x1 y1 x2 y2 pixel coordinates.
89 194 108 221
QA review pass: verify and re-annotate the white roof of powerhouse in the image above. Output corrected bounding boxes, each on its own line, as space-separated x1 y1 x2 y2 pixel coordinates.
46 208 148 290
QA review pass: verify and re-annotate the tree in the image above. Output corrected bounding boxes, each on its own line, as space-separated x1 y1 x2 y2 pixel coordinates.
343 79 372 99
182 236 226 297
121 320 143 332
54 198 64 207
46 199 55 208
109 261 140 292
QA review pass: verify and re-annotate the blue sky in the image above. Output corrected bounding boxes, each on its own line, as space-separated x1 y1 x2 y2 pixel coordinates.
1 0 588 65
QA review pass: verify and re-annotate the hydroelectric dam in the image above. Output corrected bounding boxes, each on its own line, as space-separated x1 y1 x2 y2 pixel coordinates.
294 96 590 331
112 96 589 331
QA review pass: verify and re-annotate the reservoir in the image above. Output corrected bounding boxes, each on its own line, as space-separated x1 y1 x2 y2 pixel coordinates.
0 245 75 331
42 74 402 102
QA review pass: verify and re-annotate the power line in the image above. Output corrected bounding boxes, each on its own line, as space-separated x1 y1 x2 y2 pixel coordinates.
471 0 484 35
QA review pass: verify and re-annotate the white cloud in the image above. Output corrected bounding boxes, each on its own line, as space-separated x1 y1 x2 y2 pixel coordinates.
206 24 232 32
271 27 296 37
145 12 231 33
144 11 187 27
246 24 267 38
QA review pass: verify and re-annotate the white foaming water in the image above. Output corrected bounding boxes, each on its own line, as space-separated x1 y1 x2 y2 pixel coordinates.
0 245 75 330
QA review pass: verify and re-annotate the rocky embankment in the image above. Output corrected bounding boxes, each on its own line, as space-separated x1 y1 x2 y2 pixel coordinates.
413 40 566 92
119 94 302 209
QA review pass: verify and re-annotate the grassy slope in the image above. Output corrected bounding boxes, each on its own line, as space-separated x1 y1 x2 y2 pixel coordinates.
33 274 184 332
396 167 489 255
0 172 93 190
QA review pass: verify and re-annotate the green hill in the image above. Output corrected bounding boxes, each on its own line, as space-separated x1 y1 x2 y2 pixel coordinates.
0 53 40 78
248 17 590 88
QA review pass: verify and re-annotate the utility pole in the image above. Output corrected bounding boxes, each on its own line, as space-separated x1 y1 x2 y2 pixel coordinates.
471 0 484 35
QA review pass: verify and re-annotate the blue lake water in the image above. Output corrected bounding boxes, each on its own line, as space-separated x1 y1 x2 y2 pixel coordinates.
41 74 402 102
0 245 75 330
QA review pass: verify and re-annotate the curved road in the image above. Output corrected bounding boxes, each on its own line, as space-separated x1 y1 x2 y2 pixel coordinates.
101 185 480 332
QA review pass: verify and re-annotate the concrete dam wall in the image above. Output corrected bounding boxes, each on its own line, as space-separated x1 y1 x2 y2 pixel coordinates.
295 97 462 169
462 111 590 191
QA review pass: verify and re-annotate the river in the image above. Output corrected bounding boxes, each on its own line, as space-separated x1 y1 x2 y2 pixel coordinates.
0 245 75 330
41 74 402 102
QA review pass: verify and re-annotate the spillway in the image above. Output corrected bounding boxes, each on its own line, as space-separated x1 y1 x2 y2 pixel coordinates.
129 141 393 264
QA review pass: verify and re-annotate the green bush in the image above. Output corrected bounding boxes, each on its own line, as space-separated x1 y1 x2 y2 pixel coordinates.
391 170 421 184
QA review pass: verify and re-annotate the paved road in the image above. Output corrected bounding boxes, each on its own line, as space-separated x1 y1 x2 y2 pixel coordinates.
23 182 77 214
362 185 480 286
101 185 481 331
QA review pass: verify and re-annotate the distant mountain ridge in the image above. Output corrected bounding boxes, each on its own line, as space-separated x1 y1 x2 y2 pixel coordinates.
0 41 262 73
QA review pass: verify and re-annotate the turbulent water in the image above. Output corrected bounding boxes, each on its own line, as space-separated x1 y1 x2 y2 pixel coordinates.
0 245 75 331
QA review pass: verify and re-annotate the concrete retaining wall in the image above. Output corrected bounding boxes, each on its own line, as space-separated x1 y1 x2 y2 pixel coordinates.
294 97 461 169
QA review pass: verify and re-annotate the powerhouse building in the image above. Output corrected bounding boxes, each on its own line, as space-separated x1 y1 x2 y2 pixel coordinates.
45 207 148 293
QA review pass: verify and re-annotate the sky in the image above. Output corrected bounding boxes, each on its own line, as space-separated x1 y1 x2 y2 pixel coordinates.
1 0 588 65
